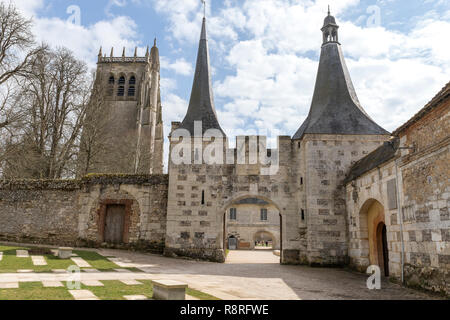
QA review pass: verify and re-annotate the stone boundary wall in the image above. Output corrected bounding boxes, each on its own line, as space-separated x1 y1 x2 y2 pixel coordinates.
0 174 169 251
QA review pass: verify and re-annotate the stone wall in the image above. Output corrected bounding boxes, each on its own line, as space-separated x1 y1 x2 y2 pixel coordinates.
346 98 450 296
0 175 169 252
165 135 299 263
301 134 388 266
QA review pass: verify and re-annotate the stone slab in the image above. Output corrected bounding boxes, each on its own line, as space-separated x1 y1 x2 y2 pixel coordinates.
17 270 33 273
0 252 3 261
82 269 100 273
31 255 47 266
16 250 29 258
42 281 64 288
0 282 19 289
120 280 143 285
69 290 99 300
71 257 91 268
52 269 68 273
81 280 104 287
152 280 187 300
123 295 148 300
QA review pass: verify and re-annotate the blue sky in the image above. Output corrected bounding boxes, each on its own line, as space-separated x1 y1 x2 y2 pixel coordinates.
6 0 450 164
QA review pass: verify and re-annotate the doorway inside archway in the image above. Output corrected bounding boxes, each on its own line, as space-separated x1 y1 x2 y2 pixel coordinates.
223 197 282 264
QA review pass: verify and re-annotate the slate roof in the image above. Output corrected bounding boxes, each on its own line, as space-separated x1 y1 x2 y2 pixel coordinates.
344 138 399 184
177 18 226 137
293 17 389 140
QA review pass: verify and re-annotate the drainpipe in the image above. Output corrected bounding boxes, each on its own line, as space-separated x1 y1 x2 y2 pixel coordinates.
394 157 405 284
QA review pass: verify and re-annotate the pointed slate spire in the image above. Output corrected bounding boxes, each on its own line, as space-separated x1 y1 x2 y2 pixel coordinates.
178 17 225 136
293 12 389 140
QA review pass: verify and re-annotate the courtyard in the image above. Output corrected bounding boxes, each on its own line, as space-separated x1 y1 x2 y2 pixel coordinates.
0 243 440 300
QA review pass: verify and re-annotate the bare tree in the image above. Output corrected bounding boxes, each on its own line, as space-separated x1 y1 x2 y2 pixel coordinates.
0 2 43 129
1 46 91 179
77 74 113 177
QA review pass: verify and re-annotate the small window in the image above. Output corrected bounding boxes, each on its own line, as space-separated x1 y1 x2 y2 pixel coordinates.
300 177 303 185
108 76 115 84
118 76 125 96
229 208 237 220
260 208 268 221
201 190 205 205
128 76 136 96
301 209 305 221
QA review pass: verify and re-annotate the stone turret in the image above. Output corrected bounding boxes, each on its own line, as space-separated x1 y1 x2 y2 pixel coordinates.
293 9 388 140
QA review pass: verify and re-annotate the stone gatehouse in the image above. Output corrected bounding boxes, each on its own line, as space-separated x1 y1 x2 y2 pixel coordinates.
0 13 448 296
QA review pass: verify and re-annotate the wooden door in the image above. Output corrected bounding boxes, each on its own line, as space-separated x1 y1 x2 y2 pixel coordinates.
104 205 125 243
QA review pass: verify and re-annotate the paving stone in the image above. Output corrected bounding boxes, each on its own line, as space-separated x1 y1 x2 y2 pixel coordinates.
31 255 47 266
82 268 100 273
17 269 34 273
0 282 19 289
81 280 104 287
0 252 3 261
71 257 91 268
42 281 64 288
123 295 148 300
120 280 143 285
69 289 100 300
16 250 29 258
114 269 132 273
52 269 67 273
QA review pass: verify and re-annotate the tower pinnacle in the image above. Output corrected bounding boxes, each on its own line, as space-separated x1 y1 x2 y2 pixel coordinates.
177 17 225 136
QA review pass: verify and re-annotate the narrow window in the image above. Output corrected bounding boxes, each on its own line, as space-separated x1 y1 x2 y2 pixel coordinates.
117 76 125 96
107 76 114 96
230 208 237 220
300 177 303 185
301 209 305 221
260 208 268 221
201 190 205 205
128 76 136 96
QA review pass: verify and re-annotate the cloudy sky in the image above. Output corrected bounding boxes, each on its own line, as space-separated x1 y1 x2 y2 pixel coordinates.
5 0 450 165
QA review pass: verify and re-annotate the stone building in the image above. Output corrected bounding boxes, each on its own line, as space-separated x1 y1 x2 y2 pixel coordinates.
345 81 449 294
78 42 164 175
0 12 448 296
165 13 390 264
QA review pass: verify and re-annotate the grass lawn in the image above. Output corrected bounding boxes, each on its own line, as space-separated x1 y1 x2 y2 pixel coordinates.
0 245 221 300
0 280 220 300
0 282 74 300
0 245 134 273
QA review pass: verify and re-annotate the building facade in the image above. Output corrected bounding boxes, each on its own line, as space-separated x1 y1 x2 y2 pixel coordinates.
78 42 164 175
0 13 448 296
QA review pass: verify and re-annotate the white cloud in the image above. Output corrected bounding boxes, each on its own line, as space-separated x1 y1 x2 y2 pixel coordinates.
160 57 193 75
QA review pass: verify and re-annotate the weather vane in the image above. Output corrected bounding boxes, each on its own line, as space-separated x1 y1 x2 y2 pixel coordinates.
202 0 206 18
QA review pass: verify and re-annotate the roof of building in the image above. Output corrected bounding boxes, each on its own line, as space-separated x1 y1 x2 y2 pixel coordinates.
344 138 400 184
293 16 389 140
392 81 450 136
177 18 226 137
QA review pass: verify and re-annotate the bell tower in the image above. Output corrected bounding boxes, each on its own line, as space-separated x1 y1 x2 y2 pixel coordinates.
321 6 339 44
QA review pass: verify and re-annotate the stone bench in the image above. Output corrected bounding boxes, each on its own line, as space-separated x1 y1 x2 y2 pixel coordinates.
152 280 188 300
58 247 73 259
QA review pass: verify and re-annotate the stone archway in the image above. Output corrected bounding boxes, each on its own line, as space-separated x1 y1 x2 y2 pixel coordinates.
253 230 277 250
359 198 389 276
222 195 282 261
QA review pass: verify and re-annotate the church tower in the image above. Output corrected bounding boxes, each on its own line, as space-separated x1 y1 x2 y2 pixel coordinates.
79 42 164 176
292 9 390 266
